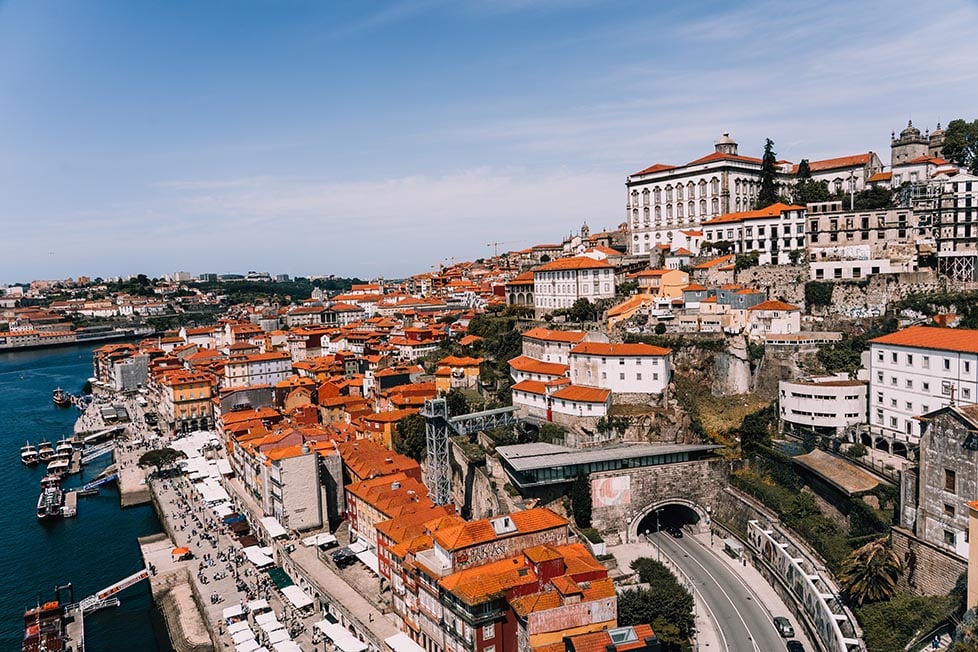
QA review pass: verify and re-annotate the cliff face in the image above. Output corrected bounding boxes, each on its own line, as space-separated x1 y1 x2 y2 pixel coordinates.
669 336 751 397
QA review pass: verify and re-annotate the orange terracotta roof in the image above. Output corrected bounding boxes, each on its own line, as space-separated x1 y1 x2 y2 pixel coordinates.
630 268 672 277
687 151 763 166
571 342 671 356
439 555 537 605
869 326 978 354
566 624 657 652
868 171 892 183
701 202 805 226
534 257 612 272
693 254 735 269
436 356 484 367
551 385 611 403
906 155 949 165
508 356 569 377
791 153 872 173
747 300 801 312
511 379 547 396
521 328 587 344
431 508 567 551
631 163 677 176
683 283 707 291
605 295 654 318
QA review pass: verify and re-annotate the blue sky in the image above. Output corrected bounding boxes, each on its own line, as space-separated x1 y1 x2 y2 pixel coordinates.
1 0 977 283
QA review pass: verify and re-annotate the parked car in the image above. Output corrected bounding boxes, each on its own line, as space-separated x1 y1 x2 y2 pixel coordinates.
786 640 804 652
773 616 795 638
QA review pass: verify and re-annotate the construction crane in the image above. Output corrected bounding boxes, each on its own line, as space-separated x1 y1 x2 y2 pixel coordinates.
487 240 519 261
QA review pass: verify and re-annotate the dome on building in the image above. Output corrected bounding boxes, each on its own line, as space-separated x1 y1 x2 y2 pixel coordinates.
714 132 738 155
900 120 921 139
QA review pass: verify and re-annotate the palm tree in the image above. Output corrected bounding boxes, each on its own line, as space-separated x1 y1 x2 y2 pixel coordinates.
838 538 904 605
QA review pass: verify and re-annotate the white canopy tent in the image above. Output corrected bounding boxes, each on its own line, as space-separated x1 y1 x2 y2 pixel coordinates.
259 619 285 635
255 611 279 626
242 545 275 569
336 635 369 652
386 633 425 652
272 642 303 652
356 549 379 575
232 630 257 646
227 621 252 635
281 584 314 610
302 532 337 547
247 598 270 614
235 640 261 652
260 516 289 539
267 629 291 645
222 604 245 622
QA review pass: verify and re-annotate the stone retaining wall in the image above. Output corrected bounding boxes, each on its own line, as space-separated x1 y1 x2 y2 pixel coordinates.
890 526 966 597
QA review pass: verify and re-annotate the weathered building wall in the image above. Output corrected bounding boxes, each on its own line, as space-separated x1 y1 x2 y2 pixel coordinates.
450 438 502 520
737 264 808 305
891 526 966 597
590 458 729 543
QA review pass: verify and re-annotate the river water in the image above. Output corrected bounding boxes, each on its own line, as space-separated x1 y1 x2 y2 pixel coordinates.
0 343 173 651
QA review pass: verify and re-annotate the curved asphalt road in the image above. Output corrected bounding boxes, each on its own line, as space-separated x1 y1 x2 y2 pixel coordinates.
652 532 789 652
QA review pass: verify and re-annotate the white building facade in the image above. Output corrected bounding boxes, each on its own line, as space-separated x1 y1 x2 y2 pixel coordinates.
868 326 978 440
700 202 807 265
779 376 867 437
223 351 293 389
532 256 615 315
625 134 794 255
568 342 671 395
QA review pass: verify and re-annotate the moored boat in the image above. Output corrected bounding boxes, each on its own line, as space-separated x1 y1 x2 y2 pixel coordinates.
47 456 70 476
37 474 64 520
22 597 65 652
55 437 73 457
37 440 55 462
21 442 39 465
52 388 71 408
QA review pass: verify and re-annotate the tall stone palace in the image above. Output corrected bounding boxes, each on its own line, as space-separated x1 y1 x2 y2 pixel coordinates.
624 122 954 258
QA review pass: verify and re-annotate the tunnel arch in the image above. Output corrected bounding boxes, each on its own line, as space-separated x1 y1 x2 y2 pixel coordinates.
629 498 711 540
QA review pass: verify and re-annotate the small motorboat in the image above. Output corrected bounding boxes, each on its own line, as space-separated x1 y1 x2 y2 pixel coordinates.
53 388 71 408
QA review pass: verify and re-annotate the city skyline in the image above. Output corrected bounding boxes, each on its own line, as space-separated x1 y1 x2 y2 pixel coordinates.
2 0 977 282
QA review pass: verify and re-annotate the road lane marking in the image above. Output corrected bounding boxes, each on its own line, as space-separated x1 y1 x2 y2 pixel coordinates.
661 535 762 652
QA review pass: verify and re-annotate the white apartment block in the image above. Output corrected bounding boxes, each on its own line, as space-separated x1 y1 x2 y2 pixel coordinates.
223 351 293 388
700 202 807 265
868 326 978 439
779 375 867 437
520 328 587 365
568 342 671 395
532 256 615 315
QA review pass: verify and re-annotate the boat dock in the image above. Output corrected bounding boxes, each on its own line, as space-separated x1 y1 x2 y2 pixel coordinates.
63 491 78 518
138 533 216 652
64 603 85 651
69 450 82 474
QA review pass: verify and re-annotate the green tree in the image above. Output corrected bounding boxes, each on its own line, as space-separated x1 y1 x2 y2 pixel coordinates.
394 413 427 461
755 138 781 208
137 447 187 475
654 322 667 335
567 297 596 323
616 280 639 298
569 473 592 528
735 251 760 271
943 118 978 175
839 538 904 605
738 403 776 451
444 388 470 417
618 558 695 644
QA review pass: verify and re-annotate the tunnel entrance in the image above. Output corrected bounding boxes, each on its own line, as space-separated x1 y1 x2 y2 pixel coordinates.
634 502 703 539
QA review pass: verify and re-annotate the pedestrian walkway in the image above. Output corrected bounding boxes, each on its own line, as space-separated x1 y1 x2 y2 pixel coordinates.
223 476 399 646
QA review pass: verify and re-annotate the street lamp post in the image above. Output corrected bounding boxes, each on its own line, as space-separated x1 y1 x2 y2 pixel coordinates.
655 509 661 562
